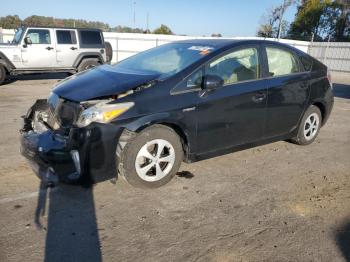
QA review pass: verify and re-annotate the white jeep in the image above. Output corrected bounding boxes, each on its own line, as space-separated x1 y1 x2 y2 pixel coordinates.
0 26 112 85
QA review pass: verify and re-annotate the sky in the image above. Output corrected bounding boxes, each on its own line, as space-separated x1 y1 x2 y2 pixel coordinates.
1 0 298 37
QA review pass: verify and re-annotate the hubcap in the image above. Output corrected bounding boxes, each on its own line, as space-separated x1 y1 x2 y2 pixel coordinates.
135 139 175 182
303 113 319 141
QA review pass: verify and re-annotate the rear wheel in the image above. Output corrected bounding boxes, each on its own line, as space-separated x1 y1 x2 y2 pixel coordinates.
118 125 183 188
291 105 322 145
77 58 100 73
0 65 6 85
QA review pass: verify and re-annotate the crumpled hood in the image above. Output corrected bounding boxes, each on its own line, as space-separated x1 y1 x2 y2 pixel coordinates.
53 64 161 102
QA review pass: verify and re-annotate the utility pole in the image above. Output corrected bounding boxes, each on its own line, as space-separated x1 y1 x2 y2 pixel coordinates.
133 1 136 29
277 0 287 41
146 12 149 32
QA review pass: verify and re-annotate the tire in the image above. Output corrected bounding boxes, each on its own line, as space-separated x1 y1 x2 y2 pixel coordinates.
0 65 6 85
118 125 184 188
105 42 113 63
291 105 322 145
77 58 100 73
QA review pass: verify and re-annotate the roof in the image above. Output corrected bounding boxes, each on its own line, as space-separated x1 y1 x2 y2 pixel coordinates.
18 25 102 31
175 38 297 51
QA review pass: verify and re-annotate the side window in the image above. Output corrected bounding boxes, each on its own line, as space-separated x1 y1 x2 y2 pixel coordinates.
173 68 204 94
300 55 313 72
266 47 299 76
26 29 51 44
56 30 77 44
207 47 259 85
79 30 102 46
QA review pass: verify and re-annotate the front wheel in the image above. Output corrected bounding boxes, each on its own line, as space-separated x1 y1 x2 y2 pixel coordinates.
118 125 184 188
291 105 322 145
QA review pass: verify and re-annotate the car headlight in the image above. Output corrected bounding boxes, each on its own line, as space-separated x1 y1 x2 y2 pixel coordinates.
76 101 134 127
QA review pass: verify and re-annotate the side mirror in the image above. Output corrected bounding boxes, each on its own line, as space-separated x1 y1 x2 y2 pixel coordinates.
204 75 224 90
24 36 32 45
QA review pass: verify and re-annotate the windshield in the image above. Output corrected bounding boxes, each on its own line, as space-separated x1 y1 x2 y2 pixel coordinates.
113 43 215 78
12 28 23 44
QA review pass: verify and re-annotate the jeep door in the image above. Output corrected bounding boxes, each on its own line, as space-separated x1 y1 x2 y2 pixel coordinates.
20 28 57 68
54 29 79 68
195 45 268 154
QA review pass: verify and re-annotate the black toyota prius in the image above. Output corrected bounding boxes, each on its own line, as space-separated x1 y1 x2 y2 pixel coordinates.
20 39 334 188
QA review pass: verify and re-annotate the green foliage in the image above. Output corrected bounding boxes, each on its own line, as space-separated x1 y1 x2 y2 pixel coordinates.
0 15 21 29
0 15 171 35
153 24 173 35
288 0 350 41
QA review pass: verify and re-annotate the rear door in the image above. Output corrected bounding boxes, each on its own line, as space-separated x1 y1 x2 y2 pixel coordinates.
195 45 268 154
21 28 56 68
55 29 79 68
263 45 310 138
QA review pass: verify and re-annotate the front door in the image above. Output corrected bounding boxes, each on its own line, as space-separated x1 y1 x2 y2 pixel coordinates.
21 28 56 68
54 29 79 68
195 46 268 154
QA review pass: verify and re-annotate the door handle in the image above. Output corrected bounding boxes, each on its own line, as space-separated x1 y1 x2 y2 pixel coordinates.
252 92 266 103
70 47 77 50
46 47 54 50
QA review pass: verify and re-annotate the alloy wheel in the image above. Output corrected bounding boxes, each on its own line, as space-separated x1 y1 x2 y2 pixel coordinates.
135 139 175 182
303 113 320 141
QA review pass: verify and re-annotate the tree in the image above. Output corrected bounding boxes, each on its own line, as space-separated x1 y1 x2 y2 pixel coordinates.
333 0 350 41
257 1 294 38
153 24 173 35
0 15 22 29
288 0 333 41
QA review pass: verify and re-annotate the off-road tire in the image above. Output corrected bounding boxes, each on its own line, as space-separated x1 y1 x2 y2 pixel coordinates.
0 65 6 85
118 125 184 188
77 58 100 73
105 42 113 63
291 105 322 145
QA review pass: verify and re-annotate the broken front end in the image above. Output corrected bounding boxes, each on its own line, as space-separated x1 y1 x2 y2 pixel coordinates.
20 93 127 186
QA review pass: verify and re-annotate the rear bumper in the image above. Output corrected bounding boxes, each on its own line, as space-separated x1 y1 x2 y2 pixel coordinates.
20 100 123 185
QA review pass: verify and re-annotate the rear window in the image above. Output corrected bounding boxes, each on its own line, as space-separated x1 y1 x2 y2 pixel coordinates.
266 47 299 76
56 30 77 44
79 30 103 47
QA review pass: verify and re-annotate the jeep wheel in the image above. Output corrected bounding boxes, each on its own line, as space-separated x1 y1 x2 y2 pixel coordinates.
77 58 100 73
118 125 184 188
0 65 6 85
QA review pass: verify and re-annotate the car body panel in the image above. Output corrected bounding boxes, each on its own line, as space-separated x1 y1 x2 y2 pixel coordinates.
53 64 161 102
19 39 334 185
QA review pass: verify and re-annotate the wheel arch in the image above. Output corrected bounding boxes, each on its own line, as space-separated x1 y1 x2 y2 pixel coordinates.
311 100 326 125
122 115 192 160
73 52 104 68
0 51 15 72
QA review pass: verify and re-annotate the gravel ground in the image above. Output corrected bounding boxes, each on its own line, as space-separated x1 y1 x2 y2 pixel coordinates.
0 73 349 262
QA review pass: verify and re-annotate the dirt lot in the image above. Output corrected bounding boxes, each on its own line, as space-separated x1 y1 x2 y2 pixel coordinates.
0 73 349 262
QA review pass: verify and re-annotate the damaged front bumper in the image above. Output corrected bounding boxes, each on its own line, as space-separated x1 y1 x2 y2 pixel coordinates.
20 100 123 186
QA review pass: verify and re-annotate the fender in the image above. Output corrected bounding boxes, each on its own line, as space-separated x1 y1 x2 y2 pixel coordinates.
0 51 16 71
72 52 105 68
121 112 196 158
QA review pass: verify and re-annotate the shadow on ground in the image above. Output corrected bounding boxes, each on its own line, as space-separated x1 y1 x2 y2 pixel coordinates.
35 182 102 262
5 73 68 84
336 220 350 262
333 83 350 99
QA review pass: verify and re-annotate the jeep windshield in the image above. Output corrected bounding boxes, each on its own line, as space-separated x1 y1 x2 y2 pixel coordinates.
113 42 215 78
12 28 23 44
